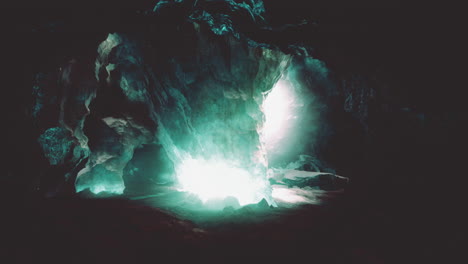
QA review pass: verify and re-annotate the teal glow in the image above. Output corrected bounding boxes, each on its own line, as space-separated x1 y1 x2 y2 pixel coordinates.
169 80 298 207
176 157 269 206
89 184 124 195
38 127 74 165
75 164 126 195
261 79 297 153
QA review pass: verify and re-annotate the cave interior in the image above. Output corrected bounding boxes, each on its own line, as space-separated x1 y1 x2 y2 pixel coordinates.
2 1 465 263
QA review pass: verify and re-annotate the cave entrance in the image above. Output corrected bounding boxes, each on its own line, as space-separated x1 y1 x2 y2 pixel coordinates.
172 77 301 208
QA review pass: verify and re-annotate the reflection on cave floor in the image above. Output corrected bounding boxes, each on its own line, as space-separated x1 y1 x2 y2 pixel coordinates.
17 188 359 263
123 169 347 230
13 171 386 263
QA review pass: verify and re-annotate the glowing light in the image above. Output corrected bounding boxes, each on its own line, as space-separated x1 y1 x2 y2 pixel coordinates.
261 79 296 151
271 185 316 204
167 79 300 208
88 184 124 195
176 158 268 206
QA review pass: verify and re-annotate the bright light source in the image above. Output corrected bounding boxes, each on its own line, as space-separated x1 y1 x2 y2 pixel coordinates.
171 79 299 208
261 79 296 152
176 157 268 206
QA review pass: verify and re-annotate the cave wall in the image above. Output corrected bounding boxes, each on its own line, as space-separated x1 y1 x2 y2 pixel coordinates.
27 2 294 195
2 2 465 261
2 1 388 196
4 0 463 209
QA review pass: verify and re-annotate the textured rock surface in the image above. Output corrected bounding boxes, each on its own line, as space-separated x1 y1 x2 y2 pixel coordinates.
4 1 464 263
28 1 320 197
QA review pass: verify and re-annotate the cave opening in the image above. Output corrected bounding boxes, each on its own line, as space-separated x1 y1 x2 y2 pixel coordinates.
25 0 349 233
121 67 334 212
63 28 340 212
172 75 299 208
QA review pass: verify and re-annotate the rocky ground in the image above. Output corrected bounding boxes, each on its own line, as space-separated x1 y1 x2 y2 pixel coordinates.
1 183 425 264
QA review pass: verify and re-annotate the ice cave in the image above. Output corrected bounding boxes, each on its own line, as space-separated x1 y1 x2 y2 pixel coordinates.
29 2 346 209
4 0 459 263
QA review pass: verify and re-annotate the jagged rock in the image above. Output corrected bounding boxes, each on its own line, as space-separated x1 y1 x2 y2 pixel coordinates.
31 0 334 200
37 127 75 166
273 170 349 191
256 198 270 209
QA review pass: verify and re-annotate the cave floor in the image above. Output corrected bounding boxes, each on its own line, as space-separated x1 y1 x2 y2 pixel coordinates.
4 188 422 264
